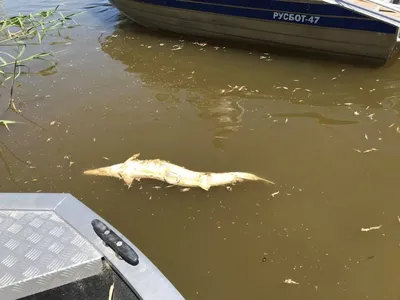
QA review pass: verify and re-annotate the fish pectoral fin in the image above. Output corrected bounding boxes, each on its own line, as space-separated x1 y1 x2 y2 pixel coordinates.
118 172 134 189
199 183 210 191
198 175 211 191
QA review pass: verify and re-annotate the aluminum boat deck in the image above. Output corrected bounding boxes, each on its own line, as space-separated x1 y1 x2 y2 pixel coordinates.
0 193 184 300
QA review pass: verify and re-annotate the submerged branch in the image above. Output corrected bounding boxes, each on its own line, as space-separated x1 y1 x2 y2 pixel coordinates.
0 146 25 190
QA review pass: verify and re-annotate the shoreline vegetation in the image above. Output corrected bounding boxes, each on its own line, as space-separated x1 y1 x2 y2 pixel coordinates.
0 5 81 189
0 5 81 128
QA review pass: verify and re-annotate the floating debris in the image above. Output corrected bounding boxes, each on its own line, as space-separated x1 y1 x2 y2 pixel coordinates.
108 283 114 300
284 279 299 285
361 225 382 232
171 45 183 51
83 153 274 191
0 120 23 131
50 121 56 126
353 148 378 154
192 41 207 47
221 85 247 94
271 191 280 197
363 148 378 153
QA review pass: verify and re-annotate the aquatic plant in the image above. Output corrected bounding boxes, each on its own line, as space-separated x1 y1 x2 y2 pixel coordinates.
0 6 81 187
0 119 21 130
0 5 82 111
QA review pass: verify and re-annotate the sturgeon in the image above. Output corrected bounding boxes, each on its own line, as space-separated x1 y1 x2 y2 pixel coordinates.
83 153 274 191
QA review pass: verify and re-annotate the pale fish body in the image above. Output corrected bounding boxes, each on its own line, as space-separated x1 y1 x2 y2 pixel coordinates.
83 153 274 191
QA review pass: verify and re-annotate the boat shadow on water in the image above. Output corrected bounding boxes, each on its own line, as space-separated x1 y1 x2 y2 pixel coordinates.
112 17 393 68
101 23 400 93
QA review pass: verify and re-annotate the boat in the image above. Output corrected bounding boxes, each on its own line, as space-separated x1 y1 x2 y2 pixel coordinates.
0 193 184 300
108 0 400 66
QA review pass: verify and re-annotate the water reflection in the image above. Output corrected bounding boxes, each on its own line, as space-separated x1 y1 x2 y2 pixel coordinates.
100 26 257 149
190 95 246 149
100 22 400 106
83 0 123 27
99 23 400 149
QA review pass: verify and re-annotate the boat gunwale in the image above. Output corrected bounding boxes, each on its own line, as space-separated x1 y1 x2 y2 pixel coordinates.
175 0 373 20
0 193 185 300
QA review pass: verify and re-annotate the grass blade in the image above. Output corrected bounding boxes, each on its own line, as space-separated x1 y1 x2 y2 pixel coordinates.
0 120 23 131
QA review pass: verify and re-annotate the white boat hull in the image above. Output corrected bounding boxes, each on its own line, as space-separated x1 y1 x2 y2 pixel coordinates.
110 0 400 65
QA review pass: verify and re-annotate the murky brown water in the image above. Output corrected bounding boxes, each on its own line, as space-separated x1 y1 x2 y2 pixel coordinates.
2 0 400 299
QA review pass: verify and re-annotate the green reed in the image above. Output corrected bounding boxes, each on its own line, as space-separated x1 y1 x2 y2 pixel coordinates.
0 5 82 114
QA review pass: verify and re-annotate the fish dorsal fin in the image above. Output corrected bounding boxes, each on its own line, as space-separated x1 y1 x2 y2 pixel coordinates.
123 153 140 164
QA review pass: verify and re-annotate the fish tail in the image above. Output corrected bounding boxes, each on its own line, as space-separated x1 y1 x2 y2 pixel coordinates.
83 164 121 178
234 172 275 185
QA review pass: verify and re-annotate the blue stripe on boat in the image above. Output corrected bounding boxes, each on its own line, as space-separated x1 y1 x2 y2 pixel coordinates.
177 0 367 17
135 0 398 34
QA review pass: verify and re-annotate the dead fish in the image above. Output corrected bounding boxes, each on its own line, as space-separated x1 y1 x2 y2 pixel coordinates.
83 153 274 191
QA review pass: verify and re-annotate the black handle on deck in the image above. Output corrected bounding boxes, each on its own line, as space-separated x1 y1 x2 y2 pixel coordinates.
91 219 139 266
